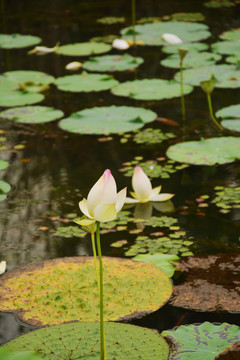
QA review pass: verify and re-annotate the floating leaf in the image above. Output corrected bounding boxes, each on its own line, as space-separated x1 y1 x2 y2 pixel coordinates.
0 257 172 325
111 79 193 100
167 137 240 165
162 322 240 360
83 54 144 72
175 64 240 88
121 22 210 46
54 226 87 238
0 106 63 124
133 253 179 277
0 159 9 170
132 128 176 144
3 70 55 90
4 322 169 360
55 72 118 92
212 41 240 56
216 104 240 132
212 186 240 209
219 28 240 41
0 33 41 49
0 180 11 201
216 342 240 360
59 106 157 134
170 12 206 22
57 42 111 56
97 16 126 24
90 34 118 44
225 55 240 65
204 0 235 7
161 51 221 69
137 17 162 24
162 42 208 54
0 348 42 360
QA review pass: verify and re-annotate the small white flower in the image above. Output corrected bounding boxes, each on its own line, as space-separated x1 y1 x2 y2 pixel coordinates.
112 39 130 50
0 261 6 275
28 42 60 55
65 61 82 71
161 33 183 45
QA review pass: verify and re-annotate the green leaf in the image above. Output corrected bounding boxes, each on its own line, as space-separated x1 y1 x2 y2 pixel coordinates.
0 33 41 49
204 0 235 8
97 16 126 24
54 226 87 238
216 104 240 132
0 348 42 360
219 28 240 41
4 322 169 360
0 180 11 201
162 322 240 360
212 41 240 57
57 42 111 56
167 137 240 165
133 253 179 277
83 54 144 72
162 42 208 54
0 159 9 170
3 70 55 89
0 106 63 124
161 52 221 69
170 12 206 22
111 79 193 100
59 106 157 134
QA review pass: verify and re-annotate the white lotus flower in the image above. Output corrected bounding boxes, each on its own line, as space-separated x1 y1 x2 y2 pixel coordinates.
125 166 174 204
161 33 183 45
0 261 6 275
112 39 130 50
28 41 60 55
65 61 82 71
79 169 126 222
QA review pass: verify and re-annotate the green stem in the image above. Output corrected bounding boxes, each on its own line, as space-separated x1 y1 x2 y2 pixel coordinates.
91 232 100 291
96 221 107 360
180 61 186 121
131 0 136 46
207 93 223 130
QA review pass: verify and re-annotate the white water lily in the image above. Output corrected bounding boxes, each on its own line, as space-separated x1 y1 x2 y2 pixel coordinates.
112 38 130 50
79 169 126 222
0 261 6 275
28 41 60 55
65 61 82 71
125 166 174 204
161 33 183 45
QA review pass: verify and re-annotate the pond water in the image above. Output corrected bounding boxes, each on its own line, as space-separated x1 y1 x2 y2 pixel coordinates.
0 0 240 348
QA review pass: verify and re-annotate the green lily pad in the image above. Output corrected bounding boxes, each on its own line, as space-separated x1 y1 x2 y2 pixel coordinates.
0 256 172 326
3 70 55 87
59 106 157 134
90 34 118 44
57 42 111 56
0 348 42 360
204 0 235 7
220 28 240 41
0 90 44 107
83 54 144 72
166 137 240 165
54 225 87 238
55 72 118 92
132 128 176 144
162 322 240 360
0 106 63 124
216 104 240 132
212 186 240 209
0 180 11 201
121 22 210 46
111 79 193 100
0 159 9 170
97 16 126 24
162 42 208 54
212 41 240 56
174 64 240 88
133 253 179 277
0 33 41 49
161 51 221 69
225 55 240 65
137 17 162 24
170 12 206 22
4 322 169 360
221 120 240 131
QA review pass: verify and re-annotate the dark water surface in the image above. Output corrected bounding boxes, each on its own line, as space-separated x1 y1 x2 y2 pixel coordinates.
0 0 240 346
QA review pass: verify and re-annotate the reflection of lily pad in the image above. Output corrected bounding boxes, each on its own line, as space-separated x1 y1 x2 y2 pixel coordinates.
133 253 179 277
57 42 111 56
167 137 240 165
162 322 240 360
0 106 63 124
161 51 221 69
0 159 9 170
55 72 118 92
111 79 193 100
0 256 172 325
121 22 210 46
59 106 157 134
83 54 144 72
4 322 169 360
212 41 240 56
0 180 11 201
220 28 240 41
175 64 240 88
216 104 240 132
169 254 240 312
162 42 208 54
0 33 41 49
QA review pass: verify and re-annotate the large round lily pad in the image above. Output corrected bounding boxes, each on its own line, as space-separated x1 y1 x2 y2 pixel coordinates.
0 180 11 201
57 42 111 56
162 322 240 360
166 137 240 165
0 33 41 49
3 70 55 92
212 40 240 56
0 106 64 124
216 104 240 132
55 72 118 92
169 253 240 312
121 22 210 46
83 54 144 72
162 42 208 54
111 79 193 100
4 322 169 360
161 51 221 69
0 256 172 325
59 106 157 134
174 64 240 88
219 28 240 41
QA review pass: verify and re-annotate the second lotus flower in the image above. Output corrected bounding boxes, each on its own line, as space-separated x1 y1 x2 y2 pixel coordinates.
125 166 174 204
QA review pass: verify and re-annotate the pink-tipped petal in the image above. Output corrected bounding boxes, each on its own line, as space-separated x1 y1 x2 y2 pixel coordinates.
150 193 175 202
102 169 117 204
79 198 93 218
93 203 117 222
87 173 105 214
116 187 127 212
132 166 152 202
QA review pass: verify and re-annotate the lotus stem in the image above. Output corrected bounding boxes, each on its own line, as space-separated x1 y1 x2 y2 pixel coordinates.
180 60 186 121
96 221 107 360
131 0 136 46
206 93 223 130
91 232 100 291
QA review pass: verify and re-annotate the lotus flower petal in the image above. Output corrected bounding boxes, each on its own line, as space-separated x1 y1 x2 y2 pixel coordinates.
112 39 130 50
94 203 117 222
125 196 139 204
116 187 127 212
132 166 152 202
79 198 93 218
150 193 175 202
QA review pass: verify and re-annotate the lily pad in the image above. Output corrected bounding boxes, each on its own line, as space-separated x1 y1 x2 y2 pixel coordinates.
54 225 87 238
162 322 240 360
220 28 240 41
0 33 41 49
212 41 240 56
0 180 11 201
216 104 240 132
170 12 206 22
111 79 193 100
4 322 169 360
174 64 240 88
204 0 235 7
0 348 42 360
97 16 126 24
121 22 210 46
0 106 63 124
3 70 55 89
0 159 9 170
57 42 111 56
225 55 240 65
161 51 221 69
212 186 240 210
132 128 176 144
169 253 240 312
166 137 240 165
83 54 144 72
59 106 157 134
55 72 118 92
0 256 172 325
162 42 208 54
133 253 179 277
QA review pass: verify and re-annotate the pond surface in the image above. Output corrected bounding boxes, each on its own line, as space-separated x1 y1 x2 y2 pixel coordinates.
0 0 240 347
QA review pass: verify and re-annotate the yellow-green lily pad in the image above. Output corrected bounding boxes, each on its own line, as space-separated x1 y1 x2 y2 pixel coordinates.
212 41 240 56
83 54 144 72
220 28 240 41
161 51 221 69
0 159 9 170
0 180 11 201
0 33 41 49
216 104 240 132
204 0 235 7
0 106 64 124
97 16 126 24
162 42 208 54
57 42 111 56
0 256 172 326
